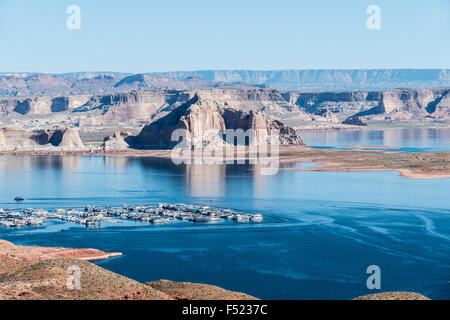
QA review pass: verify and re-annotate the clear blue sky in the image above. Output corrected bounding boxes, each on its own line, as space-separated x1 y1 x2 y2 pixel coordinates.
0 0 449 73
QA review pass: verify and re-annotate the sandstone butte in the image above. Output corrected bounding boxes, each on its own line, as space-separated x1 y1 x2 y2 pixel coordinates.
0 240 430 300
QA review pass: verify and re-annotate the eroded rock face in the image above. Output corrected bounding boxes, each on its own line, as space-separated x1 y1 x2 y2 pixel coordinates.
0 127 85 151
342 116 368 126
378 88 441 118
0 95 88 116
313 108 340 123
0 87 448 129
431 89 450 118
0 129 6 148
13 97 53 115
354 88 450 120
101 131 132 150
134 94 303 149
72 90 194 124
58 128 85 149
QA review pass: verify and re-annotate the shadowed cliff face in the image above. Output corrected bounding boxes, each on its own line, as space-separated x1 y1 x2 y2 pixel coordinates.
349 88 450 121
134 94 303 149
0 87 448 130
11 96 73 115
0 127 85 151
50 97 70 112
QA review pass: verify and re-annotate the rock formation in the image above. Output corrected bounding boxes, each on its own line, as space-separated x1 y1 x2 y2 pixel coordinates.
0 85 447 143
101 131 132 150
133 94 303 149
148 69 450 91
313 108 340 123
0 72 261 97
376 88 450 119
58 128 85 149
2 69 450 94
353 88 450 121
0 95 90 116
0 73 71 96
0 127 85 151
0 129 6 149
342 116 368 126
0 87 448 130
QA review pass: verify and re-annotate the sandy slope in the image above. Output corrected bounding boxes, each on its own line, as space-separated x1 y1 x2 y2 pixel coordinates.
0 240 431 300
354 292 430 300
0 240 257 300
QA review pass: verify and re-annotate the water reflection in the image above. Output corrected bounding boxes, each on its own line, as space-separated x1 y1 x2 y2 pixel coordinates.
0 156 81 171
0 156 449 300
103 156 129 171
300 127 450 151
186 164 226 197
127 156 253 198
1 126 449 207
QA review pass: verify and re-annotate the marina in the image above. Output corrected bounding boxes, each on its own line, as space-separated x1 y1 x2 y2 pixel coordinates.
0 154 449 300
0 203 264 229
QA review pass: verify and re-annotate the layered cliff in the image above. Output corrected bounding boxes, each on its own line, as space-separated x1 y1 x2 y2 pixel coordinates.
134 94 303 149
0 127 85 151
2 69 449 97
150 69 450 91
0 95 90 116
352 88 450 120
0 129 6 149
72 90 193 123
0 73 261 97
0 87 448 131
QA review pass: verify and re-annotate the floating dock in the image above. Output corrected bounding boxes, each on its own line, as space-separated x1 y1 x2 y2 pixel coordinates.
0 203 265 229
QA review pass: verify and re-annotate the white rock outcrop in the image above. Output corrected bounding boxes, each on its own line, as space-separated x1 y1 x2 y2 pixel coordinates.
134 94 303 149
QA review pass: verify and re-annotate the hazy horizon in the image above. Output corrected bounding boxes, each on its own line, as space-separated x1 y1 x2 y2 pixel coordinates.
1 67 449 76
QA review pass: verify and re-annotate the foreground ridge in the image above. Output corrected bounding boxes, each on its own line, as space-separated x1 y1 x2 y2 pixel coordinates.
0 240 257 300
0 240 431 300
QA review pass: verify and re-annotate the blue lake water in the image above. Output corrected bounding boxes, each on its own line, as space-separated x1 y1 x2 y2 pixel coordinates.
300 127 450 152
0 128 449 300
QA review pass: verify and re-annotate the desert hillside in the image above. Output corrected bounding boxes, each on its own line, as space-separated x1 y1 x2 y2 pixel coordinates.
0 240 430 300
0 240 256 300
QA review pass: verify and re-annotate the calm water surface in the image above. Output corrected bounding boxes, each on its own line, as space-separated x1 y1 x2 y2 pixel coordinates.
300 127 450 152
0 128 449 299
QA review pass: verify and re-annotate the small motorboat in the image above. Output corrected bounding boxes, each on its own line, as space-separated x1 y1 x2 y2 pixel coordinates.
14 196 25 201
